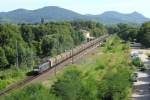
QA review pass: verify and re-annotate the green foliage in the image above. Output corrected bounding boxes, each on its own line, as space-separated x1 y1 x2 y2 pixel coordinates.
71 31 85 45
138 22 150 47
41 35 57 56
3 35 133 100
94 35 133 100
0 47 8 68
71 20 107 37
0 66 31 89
98 68 132 100
103 35 129 53
4 84 59 100
132 57 146 71
108 23 139 41
0 24 33 68
107 22 150 48
132 57 142 67
51 66 98 100
51 35 133 100
20 24 34 44
51 67 83 100
0 21 107 92
0 21 106 68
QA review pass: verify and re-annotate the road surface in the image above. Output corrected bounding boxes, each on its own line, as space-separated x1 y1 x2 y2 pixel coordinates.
132 49 150 100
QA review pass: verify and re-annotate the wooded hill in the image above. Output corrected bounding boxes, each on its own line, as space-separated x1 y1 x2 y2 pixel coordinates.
0 6 149 24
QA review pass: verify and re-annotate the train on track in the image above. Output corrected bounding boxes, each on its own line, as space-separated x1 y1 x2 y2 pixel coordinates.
33 35 108 74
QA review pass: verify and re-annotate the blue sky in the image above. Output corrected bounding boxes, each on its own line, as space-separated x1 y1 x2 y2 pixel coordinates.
1 0 150 17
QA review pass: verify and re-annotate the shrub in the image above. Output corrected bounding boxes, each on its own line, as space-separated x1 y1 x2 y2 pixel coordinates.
132 57 142 67
4 84 59 100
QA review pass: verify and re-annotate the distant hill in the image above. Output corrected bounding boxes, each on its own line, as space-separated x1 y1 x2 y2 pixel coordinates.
91 11 150 24
0 6 149 24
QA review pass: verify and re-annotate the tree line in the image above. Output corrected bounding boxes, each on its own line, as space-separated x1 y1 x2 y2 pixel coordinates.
0 21 107 69
107 22 150 47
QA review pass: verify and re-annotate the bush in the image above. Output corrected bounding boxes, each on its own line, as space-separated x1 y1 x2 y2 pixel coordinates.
132 57 142 67
4 84 59 100
51 66 98 100
0 67 30 89
51 67 84 100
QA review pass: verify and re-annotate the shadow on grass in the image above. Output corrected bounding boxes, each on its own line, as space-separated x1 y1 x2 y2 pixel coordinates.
26 71 37 76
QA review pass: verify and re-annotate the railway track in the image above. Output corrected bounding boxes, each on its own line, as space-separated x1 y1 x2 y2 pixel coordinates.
0 35 108 96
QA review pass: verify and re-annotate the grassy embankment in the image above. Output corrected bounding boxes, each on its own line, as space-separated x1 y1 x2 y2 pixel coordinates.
2 35 134 100
0 66 32 90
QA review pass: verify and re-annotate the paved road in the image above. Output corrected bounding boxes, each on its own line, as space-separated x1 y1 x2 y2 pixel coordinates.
132 49 150 100
132 71 150 100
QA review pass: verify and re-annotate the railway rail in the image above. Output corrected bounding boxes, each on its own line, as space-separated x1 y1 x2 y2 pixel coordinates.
0 35 108 96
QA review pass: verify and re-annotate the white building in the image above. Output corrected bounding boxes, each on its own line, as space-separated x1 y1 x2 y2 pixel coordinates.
80 30 95 42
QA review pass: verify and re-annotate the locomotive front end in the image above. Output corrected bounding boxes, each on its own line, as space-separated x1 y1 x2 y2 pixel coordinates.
33 66 40 74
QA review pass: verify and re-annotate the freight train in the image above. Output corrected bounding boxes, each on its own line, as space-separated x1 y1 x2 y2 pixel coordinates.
33 35 108 74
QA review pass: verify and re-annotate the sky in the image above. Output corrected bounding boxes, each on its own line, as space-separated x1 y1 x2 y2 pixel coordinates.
0 0 150 17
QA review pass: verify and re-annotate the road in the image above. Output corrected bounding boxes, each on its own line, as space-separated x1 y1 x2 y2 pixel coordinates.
132 49 150 100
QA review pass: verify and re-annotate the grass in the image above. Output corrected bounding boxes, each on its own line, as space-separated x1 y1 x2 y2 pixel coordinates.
0 66 32 90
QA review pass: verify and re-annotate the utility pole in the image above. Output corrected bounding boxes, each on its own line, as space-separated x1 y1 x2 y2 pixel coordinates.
55 57 57 76
30 50 33 69
16 40 19 69
72 47 74 64
54 41 59 76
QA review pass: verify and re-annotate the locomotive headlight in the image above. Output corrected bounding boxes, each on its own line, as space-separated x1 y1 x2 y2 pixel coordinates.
33 68 39 72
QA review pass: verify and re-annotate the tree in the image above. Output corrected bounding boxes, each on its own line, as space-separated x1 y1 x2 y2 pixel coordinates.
71 31 85 45
51 66 98 100
41 35 56 56
0 47 8 69
4 46 16 65
138 22 150 47
51 67 83 100
108 23 139 41
20 24 34 44
0 21 107 69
